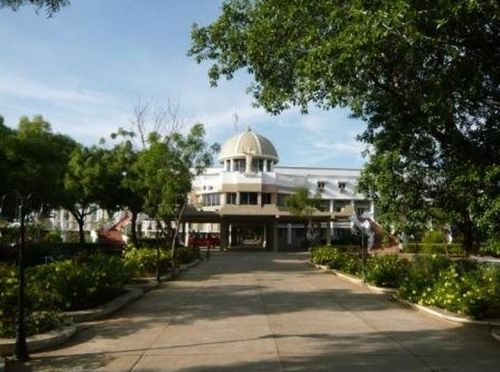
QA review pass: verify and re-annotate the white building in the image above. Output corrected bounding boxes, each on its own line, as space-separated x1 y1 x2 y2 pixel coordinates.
184 128 373 250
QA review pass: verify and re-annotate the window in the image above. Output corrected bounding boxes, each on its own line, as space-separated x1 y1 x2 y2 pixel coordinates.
225 161 230 171
226 192 237 205
317 181 326 190
261 193 272 205
233 159 245 172
258 159 265 172
202 193 220 206
240 192 258 205
318 200 330 212
338 182 346 193
356 207 365 216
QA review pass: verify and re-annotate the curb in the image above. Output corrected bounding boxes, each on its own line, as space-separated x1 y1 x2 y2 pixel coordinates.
310 259 500 339
0 322 78 357
310 262 396 296
491 327 500 343
133 259 202 283
392 295 500 328
66 287 144 323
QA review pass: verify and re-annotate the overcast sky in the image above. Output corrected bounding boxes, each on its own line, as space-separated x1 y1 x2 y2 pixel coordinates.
0 0 367 168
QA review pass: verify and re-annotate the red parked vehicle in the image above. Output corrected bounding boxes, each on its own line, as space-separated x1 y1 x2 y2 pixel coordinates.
188 233 220 247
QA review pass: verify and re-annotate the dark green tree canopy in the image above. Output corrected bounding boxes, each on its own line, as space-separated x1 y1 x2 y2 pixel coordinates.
190 0 499 161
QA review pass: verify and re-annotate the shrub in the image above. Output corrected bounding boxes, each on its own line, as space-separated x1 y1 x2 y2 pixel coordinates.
28 255 133 310
123 246 172 275
310 246 343 267
364 255 410 288
418 264 500 319
397 255 453 303
0 265 65 338
311 246 361 274
479 238 500 257
175 246 201 264
422 230 444 244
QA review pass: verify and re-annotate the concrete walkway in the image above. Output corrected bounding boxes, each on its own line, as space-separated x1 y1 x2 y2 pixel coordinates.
9 252 500 371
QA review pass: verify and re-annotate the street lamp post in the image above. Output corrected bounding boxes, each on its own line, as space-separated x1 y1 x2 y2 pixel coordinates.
1 192 30 361
14 195 29 361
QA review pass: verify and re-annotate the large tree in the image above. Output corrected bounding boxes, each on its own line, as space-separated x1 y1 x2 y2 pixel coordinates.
190 0 500 253
135 124 213 276
62 145 109 244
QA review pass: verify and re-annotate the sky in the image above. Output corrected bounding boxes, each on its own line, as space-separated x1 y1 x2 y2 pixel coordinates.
0 0 367 168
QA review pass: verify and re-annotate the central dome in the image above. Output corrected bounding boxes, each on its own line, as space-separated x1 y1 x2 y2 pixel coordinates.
219 128 279 163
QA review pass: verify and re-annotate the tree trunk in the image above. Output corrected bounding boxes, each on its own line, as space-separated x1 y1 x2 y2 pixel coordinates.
77 217 85 245
130 209 140 248
462 216 475 256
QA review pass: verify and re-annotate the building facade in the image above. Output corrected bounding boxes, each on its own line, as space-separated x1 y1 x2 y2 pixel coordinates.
183 129 373 251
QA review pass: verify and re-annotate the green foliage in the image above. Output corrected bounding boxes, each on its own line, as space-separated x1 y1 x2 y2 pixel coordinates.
175 246 201 264
421 231 444 245
28 255 133 311
401 262 500 319
404 243 464 256
310 246 360 275
479 238 500 257
364 255 410 288
123 246 172 276
0 265 65 338
123 245 201 276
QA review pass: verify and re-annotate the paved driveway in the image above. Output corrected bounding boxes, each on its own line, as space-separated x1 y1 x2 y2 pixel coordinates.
10 252 500 371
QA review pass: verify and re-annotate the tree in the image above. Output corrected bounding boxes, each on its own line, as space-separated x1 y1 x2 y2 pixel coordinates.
0 0 69 16
190 1 500 253
62 146 108 244
135 124 213 277
286 186 321 246
1 115 76 360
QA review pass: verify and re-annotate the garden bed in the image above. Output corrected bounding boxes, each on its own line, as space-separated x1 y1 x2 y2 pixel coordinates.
310 246 500 323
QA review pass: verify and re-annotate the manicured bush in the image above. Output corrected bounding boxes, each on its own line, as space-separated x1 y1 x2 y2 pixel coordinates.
123 246 172 275
0 265 65 338
28 255 133 310
311 246 361 274
310 246 343 267
364 255 410 288
404 243 464 256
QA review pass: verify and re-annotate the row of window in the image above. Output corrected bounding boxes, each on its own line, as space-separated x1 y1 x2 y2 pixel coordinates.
317 181 347 191
202 192 281 206
201 192 368 211
224 159 274 172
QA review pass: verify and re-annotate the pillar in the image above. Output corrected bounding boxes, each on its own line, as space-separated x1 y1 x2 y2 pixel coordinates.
326 221 332 246
272 218 279 252
370 201 375 217
286 223 292 245
263 223 267 249
228 224 232 247
184 223 190 246
236 192 241 205
220 220 228 251
230 159 234 172
257 192 262 206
